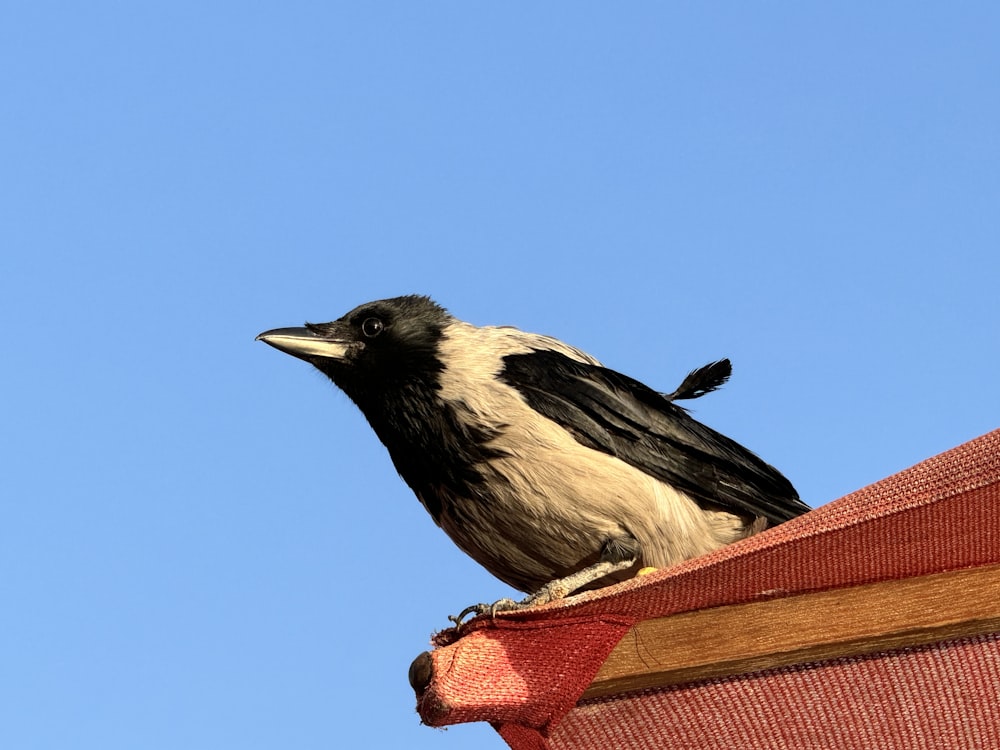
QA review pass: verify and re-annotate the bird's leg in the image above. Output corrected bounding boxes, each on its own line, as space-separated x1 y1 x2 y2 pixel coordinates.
449 536 640 626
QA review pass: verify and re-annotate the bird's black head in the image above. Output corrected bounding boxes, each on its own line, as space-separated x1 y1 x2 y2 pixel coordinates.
257 294 451 409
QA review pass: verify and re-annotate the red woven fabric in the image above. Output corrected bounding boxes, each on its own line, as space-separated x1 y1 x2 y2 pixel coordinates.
414 429 1000 748
418 616 632 729
560 634 1000 749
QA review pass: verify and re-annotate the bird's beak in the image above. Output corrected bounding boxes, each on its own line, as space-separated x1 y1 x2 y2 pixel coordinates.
256 326 351 362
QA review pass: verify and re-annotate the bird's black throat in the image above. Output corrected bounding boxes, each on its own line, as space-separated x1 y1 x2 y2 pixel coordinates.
326 335 505 523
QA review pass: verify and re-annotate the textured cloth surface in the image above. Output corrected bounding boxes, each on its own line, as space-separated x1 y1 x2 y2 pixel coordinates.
559 635 1000 750
418 616 632 729
414 429 1000 748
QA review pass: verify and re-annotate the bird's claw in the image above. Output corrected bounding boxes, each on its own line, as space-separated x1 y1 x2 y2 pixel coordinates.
447 585 569 627
447 561 637 627
447 597 521 627
447 604 486 627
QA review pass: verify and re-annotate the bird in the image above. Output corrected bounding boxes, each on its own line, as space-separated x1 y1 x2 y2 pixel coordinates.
257 295 808 622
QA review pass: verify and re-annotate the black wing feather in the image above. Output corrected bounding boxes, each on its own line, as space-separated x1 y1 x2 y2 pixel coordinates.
500 350 809 525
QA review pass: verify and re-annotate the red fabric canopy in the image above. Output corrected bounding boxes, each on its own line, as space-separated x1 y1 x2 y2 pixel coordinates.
413 429 1000 748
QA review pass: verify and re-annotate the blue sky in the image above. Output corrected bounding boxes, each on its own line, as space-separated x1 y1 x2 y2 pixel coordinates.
2 4 998 748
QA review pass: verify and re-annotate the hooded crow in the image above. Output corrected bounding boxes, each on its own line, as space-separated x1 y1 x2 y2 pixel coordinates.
258 295 808 620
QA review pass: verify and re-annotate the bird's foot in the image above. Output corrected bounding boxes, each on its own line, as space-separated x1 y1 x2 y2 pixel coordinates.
447 545 641 628
447 598 518 626
447 580 577 627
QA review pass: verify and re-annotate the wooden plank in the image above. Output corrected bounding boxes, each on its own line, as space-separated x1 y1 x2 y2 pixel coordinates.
582 563 1000 701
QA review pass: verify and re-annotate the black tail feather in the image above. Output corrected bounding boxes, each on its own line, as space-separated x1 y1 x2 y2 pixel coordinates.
664 359 732 401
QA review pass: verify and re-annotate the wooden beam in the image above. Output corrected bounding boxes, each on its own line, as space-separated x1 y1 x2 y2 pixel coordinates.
583 563 1000 701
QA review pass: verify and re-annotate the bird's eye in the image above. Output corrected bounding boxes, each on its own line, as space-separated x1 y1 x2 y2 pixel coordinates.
361 317 385 338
